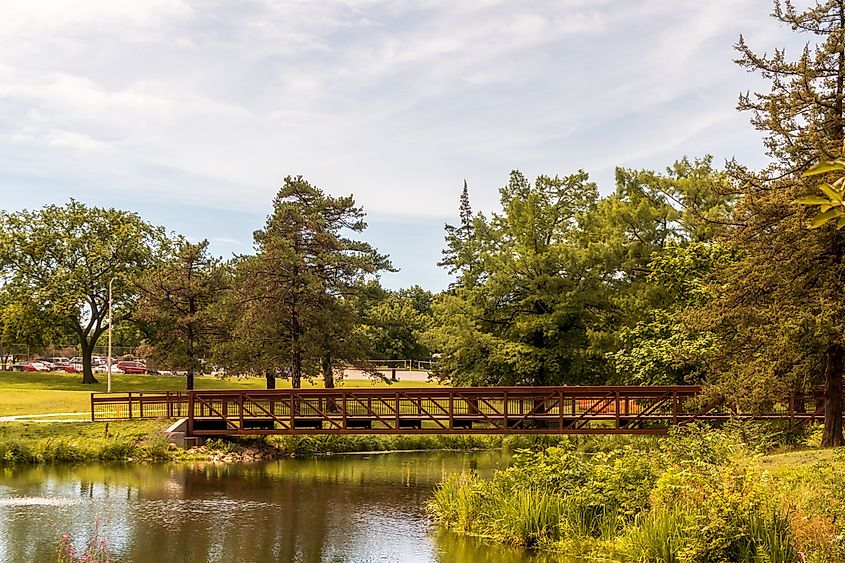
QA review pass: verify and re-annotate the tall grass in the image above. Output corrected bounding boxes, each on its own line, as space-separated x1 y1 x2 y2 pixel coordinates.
429 472 485 532
737 505 797 562
485 487 564 547
622 508 688 563
427 424 832 561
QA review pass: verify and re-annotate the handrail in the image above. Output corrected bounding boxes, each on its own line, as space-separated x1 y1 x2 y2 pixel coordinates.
90 386 829 436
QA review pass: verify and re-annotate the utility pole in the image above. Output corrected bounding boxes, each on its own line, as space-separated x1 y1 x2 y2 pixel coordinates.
107 276 118 394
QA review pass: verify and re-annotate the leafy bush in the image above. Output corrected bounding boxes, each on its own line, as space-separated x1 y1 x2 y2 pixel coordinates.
428 422 841 561
0 440 36 465
98 440 138 461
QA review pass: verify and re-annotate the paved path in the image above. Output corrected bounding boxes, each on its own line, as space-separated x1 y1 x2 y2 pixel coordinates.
340 369 432 382
0 412 90 423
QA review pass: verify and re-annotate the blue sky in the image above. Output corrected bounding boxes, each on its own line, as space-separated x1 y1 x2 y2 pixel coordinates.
0 1 799 290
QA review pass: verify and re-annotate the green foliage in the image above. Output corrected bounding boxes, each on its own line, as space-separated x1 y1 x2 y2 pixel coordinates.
0 200 167 383
709 0 845 446
488 487 565 548
430 423 843 561
797 158 845 229
142 428 173 461
358 285 434 361
0 440 36 464
598 159 735 386
426 170 608 386
266 433 510 456
215 176 391 387
623 508 688 563
428 158 733 388
135 239 228 389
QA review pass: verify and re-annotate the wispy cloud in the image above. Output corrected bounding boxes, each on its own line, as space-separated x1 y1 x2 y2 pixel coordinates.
0 1 796 288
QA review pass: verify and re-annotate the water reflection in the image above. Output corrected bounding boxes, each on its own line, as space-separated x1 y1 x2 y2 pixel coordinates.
0 452 581 562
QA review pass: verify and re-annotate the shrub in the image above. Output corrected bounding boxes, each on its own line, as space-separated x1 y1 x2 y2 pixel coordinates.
428 422 823 561
0 440 36 465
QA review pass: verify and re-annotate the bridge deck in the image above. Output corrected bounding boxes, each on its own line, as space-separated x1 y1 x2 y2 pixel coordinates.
90 386 826 436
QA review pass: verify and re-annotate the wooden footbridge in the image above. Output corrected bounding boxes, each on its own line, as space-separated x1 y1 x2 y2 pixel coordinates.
90 386 827 436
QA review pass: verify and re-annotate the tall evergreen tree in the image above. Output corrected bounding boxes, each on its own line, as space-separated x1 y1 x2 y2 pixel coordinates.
703 0 845 445
439 180 481 285
134 239 227 390
220 176 391 388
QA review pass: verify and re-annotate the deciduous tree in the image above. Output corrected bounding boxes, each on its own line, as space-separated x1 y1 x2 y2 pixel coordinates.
426 171 608 386
0 200 166 383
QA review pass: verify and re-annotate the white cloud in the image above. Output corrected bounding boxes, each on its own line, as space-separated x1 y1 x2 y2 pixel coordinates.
46 130 113 153
0 0 782 221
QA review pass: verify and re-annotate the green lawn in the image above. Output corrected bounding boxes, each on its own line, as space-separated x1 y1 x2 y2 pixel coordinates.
0 371 441 416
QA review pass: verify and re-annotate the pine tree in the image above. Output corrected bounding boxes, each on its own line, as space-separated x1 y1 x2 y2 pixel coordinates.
705 0 845 446
220 176 391 388
134 239 227 390
439 180 480 285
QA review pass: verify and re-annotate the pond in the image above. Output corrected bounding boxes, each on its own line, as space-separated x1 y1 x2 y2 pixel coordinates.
0 450 582 562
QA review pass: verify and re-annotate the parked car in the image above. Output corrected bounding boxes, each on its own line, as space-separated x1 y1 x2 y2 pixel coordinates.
43 357 70 365
93 365 124 374
115 361 146 374
23 361 51 372
32 359 56 371
45 359 74 371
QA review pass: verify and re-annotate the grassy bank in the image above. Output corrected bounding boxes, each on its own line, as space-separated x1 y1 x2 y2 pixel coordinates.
0 420 173 463
0 417 575 465
0 370 440 416
427 422 845 562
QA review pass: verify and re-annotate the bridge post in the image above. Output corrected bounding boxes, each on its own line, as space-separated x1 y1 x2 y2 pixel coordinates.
559 390 564 431
448 391 454 430
238 394 244 431
187 392 194 437
395 391 400 431
672 391 678 425
788 394 795 424
615 392 620 429
342 391 347 430
503 391 508 430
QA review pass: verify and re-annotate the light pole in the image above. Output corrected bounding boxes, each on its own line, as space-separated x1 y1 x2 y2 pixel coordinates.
107 276 118 394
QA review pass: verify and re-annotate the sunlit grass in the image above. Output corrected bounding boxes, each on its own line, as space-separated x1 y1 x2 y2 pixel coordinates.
0 371 442 416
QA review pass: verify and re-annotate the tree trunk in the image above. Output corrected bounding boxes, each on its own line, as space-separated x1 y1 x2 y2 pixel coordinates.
321 352 337 412
265 369 276 389
321 353 334 389
821 341 845 447
186 308 195 391
290 308 302 389
80 339 99 384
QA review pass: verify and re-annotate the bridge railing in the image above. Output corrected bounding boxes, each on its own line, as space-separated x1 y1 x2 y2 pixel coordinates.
91 391 187 420
184 386 823 435
90 386 828 435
